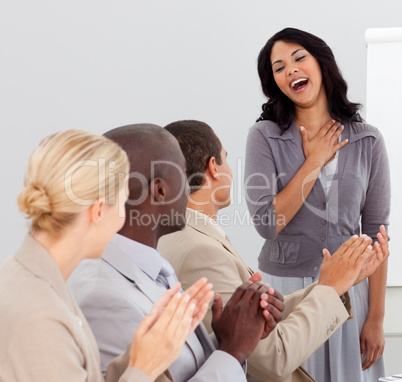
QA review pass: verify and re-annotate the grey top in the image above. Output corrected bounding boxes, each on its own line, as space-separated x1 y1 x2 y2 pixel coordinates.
244 120 390 277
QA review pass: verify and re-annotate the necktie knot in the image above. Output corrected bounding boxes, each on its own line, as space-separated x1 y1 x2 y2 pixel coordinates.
156 258 178 289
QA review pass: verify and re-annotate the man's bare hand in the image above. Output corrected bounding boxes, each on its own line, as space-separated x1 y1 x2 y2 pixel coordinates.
212 281 268 364
260 285 284 329
248 272 285 326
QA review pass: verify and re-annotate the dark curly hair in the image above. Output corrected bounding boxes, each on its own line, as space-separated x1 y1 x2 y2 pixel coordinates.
165 120 222 193
257 27 362 133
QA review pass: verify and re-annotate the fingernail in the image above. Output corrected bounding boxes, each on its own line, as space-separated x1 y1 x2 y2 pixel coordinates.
300 126 305 131
352 235 358 238
364 236 370 241
261 301 268 308
183 294 190 302
367 245 372 251
176 292 182 299
189 303 195 311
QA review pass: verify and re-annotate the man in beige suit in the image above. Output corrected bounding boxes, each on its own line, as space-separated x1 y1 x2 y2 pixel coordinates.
157 120 389 382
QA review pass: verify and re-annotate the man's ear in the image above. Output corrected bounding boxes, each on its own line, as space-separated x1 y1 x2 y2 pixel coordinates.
149 178 166 203
207 156 218 180
88 198 105 224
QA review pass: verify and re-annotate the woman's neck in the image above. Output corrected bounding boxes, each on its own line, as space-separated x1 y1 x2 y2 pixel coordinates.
294 98 331 137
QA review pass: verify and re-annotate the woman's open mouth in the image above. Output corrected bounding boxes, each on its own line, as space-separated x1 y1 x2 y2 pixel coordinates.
290 78 308 92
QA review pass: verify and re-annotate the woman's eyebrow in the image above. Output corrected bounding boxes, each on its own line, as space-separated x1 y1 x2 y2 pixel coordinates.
291 48 303 56
272 49 304 66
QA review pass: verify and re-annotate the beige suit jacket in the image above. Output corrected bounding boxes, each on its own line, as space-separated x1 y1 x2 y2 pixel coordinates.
158 209 352 382
0 234 172 382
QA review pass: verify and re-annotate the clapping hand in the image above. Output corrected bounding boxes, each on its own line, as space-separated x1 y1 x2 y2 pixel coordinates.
128 278 213 380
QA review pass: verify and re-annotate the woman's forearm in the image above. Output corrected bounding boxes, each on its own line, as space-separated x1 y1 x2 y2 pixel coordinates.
367 259 387 321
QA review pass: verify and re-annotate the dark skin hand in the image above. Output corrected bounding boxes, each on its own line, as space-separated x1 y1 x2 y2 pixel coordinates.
259 287 285 326
249 272 285 326
211 281 278 365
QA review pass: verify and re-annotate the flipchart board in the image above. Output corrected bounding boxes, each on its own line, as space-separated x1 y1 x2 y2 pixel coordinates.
366 27 402 286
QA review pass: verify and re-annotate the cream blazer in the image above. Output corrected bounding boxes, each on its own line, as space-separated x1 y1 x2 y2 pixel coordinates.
0 234 172 382
158 209 353 382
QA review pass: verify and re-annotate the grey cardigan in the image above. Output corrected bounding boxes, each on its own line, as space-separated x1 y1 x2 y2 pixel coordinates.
244 120 390 277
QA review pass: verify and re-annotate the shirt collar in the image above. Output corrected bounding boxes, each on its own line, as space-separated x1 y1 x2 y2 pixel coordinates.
110 234 164 281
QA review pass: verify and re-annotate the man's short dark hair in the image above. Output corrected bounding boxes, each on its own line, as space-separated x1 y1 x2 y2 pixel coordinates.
165 120 222 193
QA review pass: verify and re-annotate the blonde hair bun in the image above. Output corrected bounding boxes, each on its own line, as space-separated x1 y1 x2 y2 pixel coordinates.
18 184 52 220
18 130 129 235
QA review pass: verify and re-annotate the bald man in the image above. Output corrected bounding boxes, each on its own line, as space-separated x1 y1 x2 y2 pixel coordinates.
70 124 283 382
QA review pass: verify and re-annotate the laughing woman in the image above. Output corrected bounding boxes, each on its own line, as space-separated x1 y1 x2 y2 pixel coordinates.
245 28 390 381
0 130 212 382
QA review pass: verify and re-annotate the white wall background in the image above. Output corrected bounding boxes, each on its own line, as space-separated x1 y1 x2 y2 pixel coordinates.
1 0 401 270
1 0 401 375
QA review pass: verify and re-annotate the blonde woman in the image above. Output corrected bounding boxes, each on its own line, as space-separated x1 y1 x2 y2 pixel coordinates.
0 130 213 382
